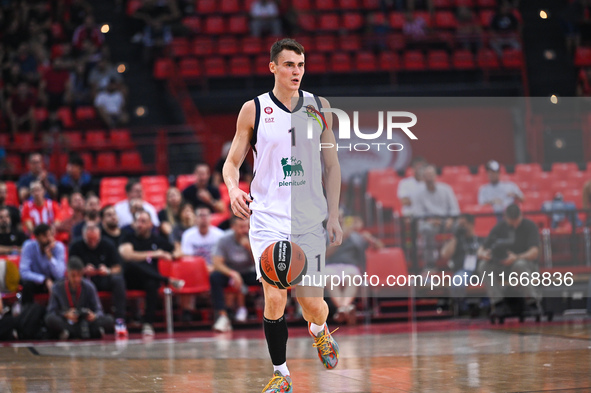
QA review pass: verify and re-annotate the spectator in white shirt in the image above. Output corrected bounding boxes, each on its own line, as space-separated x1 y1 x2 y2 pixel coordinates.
478 160 523 213
94 78 129 129
114 179 160 228
397 156 427 216
250 0 282 37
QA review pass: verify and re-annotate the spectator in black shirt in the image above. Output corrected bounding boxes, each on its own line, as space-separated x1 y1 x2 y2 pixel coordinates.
58 154 93 200
71 195 101 242
182 163 225 213
100 205 122 246
118 211 184 336
0 207 27 254
490 2 520 56
69 222 127 336
0 182 21 231
477 204 542 316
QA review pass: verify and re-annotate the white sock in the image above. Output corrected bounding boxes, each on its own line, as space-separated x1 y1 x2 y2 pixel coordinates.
273 362 290 376
309 322 326 337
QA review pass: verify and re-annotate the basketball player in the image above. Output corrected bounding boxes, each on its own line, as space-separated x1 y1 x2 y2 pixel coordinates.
223 38 343 393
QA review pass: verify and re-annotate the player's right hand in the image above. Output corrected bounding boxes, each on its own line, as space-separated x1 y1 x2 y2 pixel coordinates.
229 187 252 219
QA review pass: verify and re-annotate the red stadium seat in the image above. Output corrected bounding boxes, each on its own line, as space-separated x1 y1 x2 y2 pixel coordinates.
196 0 216 14
63 131 83 148
49 153 69 175
365 248 409 289
293 35 314 51
433 0 453 7
127 0 142 15
305 53 327 73
153 58 174 79
455 0 473 7
340 34 362 51
58 107 74 128
463 205 496 237
110 129 132 148
362 0 380 9
479 9 494 27
80 152 94 171
5 155 23 175
96 152 118 171
220 0 241 13
477 0 496 7
241 36 263 55
141 175 169 188
100 177 127 203
120 151 144 170
370 11 387 26
315 34 337 52
343 12 364 30
316 0 337 10
228 15 249 35
378 51 400 71
575 47 591 67
169 257 211 294
4 182 18 206
366 169 400 210
551 162 579 178
15 133 34 146
502 49 523 69
192 37 214 56
389 12 405 30
35 107 48 123
170 38 190 57
176 174 196 191
442 165 470 178
339 0 359 8
477 48 500 68
386 33 406 51
293 0 312 10
85 130 107 147
298 13 316 31
434 11 458 29
179 58 201 78
355 51 377 72
514 163 542 181
319 14 340 31
203 57 227 77
182 16 201 33
218 36 239 56
229 56 253 77
75 106 96 121
204 16 225 35
255 55 271 75
427 50 450 70
403 50 426 70
453 49 475 69
330 52 352 72
414 11 432 27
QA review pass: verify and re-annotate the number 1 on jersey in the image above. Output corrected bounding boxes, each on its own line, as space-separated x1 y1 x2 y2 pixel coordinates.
288 127 295 146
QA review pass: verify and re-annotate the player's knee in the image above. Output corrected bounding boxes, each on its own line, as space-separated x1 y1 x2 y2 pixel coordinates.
298 297 326 318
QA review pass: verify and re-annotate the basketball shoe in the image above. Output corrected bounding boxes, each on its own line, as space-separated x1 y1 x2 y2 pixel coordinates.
261 371 292 393
309 322 339 369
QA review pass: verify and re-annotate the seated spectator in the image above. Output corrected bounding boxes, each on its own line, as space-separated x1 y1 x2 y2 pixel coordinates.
0 207 28 255
66 61 92 107
158 187 183 238
398 156 427 217
213 142 253 188
6 81 37 137
133 0 179 45
59 154 93 199
210 217 256 332
403 11 428 42
489 2 521 57
94 78 129 129
72 15 104 52
142 20 172 63
40 110 65 134
476 204 542 317
114 179 160 228
118 211 184 336
180 206 223 322
440 214 482 314
21 181 60 234
88 58 125 96
19 224 66 304
17 153 58 202
170 202 195 251
40 57 71 114
325 213 382 325
182 163 224 213
0 181 21 231
101 204 123 245
69 222 127 336
55 192 86 239
14 43 39 83
478 160 523 214
413 165 460 273
45 257 114 340
250 0 282 38
72 194 101 241
120 199 149 236
541 192 583 230
456 6 482 52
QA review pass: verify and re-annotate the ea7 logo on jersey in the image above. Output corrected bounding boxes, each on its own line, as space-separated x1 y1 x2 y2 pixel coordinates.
264 107 273 114
265 118 274 123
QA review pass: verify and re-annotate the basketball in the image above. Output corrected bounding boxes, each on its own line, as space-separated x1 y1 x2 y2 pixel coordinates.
260 241 308 289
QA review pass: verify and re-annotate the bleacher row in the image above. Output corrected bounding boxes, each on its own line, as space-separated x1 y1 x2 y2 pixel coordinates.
366 162 591 236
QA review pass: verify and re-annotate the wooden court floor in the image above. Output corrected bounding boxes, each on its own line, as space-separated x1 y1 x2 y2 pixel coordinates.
0 319 590 393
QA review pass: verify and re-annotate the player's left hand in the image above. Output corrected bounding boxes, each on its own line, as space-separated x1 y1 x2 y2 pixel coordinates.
327 216 343 246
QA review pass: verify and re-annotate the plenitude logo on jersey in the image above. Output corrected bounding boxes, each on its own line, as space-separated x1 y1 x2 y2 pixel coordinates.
305 108 418 152
279 156 306 187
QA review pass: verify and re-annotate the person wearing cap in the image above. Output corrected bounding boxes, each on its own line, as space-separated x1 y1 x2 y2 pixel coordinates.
478 160 523 213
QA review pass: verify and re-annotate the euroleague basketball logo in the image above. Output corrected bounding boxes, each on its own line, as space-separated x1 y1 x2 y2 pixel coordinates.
277 263 287 271
264 107 273 114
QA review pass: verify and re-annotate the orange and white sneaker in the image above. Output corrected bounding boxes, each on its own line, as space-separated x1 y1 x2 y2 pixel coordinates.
262 371 292 393
309 323 339 369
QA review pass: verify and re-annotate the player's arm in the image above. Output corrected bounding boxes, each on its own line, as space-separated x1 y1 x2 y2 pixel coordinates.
223 100 255 219
319 96 343 246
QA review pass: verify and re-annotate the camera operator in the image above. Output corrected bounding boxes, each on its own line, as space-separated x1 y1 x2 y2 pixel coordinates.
476 204 542 316
45 257 114 340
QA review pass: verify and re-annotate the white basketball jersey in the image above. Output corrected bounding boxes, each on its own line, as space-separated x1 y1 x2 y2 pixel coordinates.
249 90 328 235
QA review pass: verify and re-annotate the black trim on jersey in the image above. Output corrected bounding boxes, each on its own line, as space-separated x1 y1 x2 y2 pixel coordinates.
249 170 256 201
269 90 304 114
251 97 260 154
314 95 326 133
